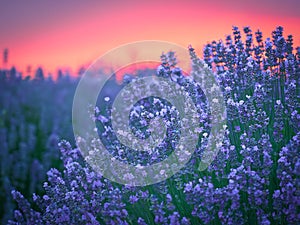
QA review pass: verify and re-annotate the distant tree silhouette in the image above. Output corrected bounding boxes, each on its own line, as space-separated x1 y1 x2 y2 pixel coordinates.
34 67 44 80
3 48 8 69
9 67 17 80
26 65 32 77
57 69 63 80
77 66 86 76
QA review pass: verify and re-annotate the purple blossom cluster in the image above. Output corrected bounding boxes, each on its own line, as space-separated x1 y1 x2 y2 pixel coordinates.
10 141 130 224
184 26 299 224
5 26 300 224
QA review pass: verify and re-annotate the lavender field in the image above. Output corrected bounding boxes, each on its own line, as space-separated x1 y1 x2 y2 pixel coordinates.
1 26 299 224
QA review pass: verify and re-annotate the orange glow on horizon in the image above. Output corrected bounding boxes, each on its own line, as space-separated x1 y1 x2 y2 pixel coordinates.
114 62 160 82
1 1 299 76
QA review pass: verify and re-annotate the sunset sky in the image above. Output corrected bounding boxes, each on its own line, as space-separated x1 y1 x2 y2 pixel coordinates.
0 0 299 76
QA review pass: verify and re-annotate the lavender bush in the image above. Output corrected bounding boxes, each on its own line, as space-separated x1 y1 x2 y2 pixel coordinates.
6 26 300 224
0 71 77 223
0 69 123 223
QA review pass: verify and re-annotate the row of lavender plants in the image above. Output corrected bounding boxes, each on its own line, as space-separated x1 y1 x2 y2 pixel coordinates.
0 70 77 223
6 26 300 224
